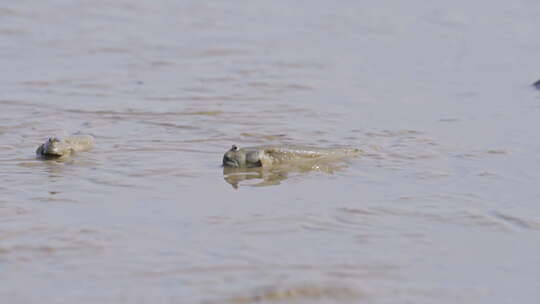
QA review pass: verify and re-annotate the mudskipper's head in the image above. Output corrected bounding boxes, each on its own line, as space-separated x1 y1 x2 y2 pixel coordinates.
222 145 246 168
41 137 65 157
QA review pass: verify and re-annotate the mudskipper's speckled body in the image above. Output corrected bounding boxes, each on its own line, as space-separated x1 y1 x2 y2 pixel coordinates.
36 135 95 159
222 145 361 168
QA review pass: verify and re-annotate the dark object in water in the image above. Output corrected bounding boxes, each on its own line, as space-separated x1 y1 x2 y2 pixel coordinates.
533 79 540 89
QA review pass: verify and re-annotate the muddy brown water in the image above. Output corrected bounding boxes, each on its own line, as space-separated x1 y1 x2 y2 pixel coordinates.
2 1 540 303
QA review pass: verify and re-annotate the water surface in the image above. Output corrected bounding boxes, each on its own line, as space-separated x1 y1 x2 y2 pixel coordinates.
2 1 540 303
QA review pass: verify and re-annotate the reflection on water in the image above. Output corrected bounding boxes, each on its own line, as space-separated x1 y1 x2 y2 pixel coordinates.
223 167 287 188
222 158 350 189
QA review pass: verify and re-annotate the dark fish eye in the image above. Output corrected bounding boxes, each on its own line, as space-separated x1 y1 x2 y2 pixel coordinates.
231 145 238 151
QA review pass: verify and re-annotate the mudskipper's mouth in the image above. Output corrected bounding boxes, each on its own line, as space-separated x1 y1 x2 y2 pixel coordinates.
46 148 63 157
39 152 62 159
223 159 239 168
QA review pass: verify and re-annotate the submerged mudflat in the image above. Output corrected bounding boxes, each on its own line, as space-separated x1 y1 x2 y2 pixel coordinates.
1 1 540 304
